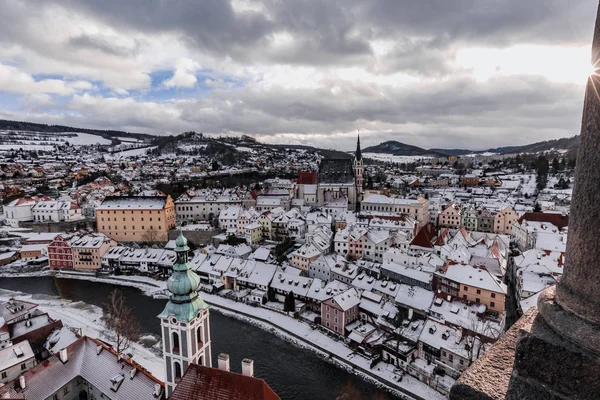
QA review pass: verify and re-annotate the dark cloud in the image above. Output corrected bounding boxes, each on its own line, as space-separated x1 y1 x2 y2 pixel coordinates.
57 0 595 67
69 34 137 57
0 0 595 151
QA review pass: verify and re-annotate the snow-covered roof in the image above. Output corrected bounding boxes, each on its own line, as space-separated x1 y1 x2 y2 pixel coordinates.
97 196 167 210
0 340 34 370
331 288 361 311
395 285 435 313
438 264 507 294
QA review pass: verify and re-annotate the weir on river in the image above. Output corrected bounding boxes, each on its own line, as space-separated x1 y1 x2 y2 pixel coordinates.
0 276 394 400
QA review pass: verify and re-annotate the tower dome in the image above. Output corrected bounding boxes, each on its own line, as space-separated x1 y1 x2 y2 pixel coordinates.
159 229 208 322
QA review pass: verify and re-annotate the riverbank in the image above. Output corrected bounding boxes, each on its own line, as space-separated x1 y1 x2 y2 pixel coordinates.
0 271 444 400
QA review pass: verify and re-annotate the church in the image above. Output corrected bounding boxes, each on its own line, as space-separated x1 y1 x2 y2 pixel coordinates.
316 134 364 212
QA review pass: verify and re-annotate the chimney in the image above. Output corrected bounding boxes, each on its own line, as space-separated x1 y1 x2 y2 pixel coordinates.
19 375 26 390
217 353 230 372
59 348 68 363
242 358 254 377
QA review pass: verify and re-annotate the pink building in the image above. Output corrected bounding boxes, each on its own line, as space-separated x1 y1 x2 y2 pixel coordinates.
348 228 367 260
493 207 519 235
320 288 361 335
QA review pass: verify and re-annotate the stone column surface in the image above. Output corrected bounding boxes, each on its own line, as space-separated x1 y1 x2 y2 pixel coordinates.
555 1 600 326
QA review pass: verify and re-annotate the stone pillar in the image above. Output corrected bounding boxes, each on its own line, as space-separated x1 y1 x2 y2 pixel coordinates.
450 3 600 399
538 0 600 357
555 1 600 327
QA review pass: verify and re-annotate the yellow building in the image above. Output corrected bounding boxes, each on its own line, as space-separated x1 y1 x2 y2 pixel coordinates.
70 233 116 270
436 263 507 314
96 196 176 243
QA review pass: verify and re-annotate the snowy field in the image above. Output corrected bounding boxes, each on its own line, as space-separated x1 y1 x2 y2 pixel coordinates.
63 132 112 146
0 131 111 150
105 146 157 159
363 153 433 164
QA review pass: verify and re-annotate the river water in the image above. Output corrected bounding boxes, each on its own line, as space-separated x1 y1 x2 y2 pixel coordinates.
0 276 395 400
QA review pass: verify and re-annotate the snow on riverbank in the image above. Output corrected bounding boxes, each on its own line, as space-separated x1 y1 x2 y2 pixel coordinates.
0 288 165 381
0 272 443 400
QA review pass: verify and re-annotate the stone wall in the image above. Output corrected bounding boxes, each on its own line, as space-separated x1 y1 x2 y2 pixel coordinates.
20 218 95 233
168 228 220 247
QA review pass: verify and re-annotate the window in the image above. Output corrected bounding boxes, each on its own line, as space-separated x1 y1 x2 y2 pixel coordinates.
21 363 26 370
174 361 182 382
490 302 495 308
1 372 6 379
464 286 468 291
172 332 180 353
476 289 481 295
63 386 70 395
475 298 480 304
491 293 496 298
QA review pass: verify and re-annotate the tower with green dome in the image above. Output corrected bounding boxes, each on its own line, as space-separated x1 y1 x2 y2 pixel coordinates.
158 229 212 397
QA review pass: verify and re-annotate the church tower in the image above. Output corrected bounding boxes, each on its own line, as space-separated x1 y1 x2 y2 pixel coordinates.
354 134 364 197
159 229 212 397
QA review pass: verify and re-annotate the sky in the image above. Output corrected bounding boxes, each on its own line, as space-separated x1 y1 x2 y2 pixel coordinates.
0 0 597 151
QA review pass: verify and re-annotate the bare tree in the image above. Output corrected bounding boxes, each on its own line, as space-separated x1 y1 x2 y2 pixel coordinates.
142 226 159 243
102 289 140 355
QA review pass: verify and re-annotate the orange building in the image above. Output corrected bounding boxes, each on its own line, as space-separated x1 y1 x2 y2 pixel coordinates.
96 196 176 243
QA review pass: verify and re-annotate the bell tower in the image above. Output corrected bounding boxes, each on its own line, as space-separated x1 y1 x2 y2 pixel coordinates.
158 229 212 397
354 133 364 200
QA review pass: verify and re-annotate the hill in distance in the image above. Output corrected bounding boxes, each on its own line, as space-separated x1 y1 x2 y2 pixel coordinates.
0 119 154 145
362 136 580 157
362 140 445 157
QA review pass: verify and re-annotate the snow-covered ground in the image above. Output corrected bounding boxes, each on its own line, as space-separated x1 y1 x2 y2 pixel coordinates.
0 271 444 399
363 153 433 164
105 146 157 159
0 144 55 151
64 132 112 146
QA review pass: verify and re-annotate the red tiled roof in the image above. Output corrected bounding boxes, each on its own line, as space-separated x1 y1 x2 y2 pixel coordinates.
410 224 436 249
169 364 280 400
518 212 569 229
297 172 318 185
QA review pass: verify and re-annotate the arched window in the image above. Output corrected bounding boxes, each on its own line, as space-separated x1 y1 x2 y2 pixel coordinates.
197 326 203 346
174 361 182 382
172 332 180 354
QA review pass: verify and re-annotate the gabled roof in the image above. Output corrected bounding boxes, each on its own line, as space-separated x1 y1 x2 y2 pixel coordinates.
410 225 436 249
0 336 164 400
170 363 279 400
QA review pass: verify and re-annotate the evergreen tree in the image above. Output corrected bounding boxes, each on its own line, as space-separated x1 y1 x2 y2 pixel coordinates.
284 291 295 312
535 155 549 192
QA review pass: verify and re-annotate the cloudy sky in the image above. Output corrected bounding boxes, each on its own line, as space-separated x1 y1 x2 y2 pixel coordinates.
0 0 596 150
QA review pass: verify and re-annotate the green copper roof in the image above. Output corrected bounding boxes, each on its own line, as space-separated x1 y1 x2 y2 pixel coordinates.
175 227 190 253
158 230 209 322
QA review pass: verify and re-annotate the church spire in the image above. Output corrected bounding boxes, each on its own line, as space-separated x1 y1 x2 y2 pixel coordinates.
159 228 208 322
355 132 362 161
159 228 212 397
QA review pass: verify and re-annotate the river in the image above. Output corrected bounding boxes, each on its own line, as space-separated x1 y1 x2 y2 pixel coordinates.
0 276 395 400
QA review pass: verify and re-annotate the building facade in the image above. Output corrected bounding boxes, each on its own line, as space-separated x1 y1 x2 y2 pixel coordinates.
96 196 176 243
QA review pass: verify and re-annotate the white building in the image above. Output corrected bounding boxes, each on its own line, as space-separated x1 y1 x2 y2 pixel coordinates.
32 200 82 223
0 341 36 383
3 197 42 227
